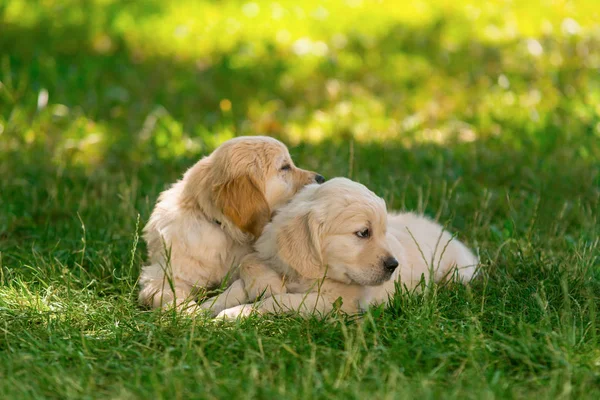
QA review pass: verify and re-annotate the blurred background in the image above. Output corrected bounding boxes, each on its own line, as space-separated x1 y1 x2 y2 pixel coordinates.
1 0 599 267
2 0 599 160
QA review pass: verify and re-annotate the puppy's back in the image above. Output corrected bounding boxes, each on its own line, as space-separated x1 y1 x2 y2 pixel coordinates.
387 212 478 284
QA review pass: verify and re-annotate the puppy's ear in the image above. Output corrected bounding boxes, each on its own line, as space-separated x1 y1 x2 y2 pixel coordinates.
276 212 324 279
213 175 271 238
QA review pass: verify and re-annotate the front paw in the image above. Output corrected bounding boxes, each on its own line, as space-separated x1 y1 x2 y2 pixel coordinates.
216 305 255 320
198 298 226 317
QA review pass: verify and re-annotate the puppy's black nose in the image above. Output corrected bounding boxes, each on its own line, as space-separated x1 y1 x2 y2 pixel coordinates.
383 256 399 272
314 174 325 184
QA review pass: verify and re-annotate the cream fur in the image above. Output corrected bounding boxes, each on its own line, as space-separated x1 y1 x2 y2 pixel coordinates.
208 177 478 318
138 136 320 311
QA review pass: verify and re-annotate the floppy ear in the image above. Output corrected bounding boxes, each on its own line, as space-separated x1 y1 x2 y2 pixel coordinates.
276 212 325 279
213 175 271 238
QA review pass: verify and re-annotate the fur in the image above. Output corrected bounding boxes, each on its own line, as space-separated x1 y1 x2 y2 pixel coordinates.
205 178 478 318
138 136 321 311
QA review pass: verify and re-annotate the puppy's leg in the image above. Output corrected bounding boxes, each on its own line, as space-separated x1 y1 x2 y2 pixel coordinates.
139 259 223 314
453 242 479 282
138 268 198 313
199 254 286 316
435 240 479 284
239 254 287 301
198 279 249 316
216 292 332 319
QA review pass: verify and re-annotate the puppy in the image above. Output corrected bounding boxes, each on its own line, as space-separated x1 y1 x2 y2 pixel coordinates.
206 178 478 318
139 136 324 311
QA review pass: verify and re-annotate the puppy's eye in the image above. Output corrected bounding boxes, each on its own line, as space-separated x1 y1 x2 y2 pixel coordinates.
280 164 291 171
355 228 370 239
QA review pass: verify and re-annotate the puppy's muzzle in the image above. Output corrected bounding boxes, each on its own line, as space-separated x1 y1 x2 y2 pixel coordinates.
314 174 325 184
382 256 399 273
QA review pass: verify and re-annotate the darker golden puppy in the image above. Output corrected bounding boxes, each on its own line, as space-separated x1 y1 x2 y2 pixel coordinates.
139 136 323 311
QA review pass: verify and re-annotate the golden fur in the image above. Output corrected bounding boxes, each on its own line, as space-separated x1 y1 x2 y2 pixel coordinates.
139 136 321 311
202 178 478 318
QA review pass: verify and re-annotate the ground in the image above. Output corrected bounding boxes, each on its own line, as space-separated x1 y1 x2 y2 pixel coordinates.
1 1 599 398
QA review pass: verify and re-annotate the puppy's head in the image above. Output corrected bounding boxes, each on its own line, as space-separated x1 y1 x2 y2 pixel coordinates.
185 136 323 238
269 177 398 286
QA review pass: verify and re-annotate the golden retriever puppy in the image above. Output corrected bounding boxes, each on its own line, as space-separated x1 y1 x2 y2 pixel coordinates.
208 177 477 318
138 136 324 311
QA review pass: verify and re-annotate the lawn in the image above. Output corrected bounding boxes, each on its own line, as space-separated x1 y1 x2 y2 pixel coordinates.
1 0 599 398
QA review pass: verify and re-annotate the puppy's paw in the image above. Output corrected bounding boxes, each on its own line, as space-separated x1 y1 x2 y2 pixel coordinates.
198 298 225 317
215 305 256 320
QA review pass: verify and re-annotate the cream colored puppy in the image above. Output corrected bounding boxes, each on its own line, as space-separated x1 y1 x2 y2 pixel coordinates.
206 178 478 318
139 136 323 311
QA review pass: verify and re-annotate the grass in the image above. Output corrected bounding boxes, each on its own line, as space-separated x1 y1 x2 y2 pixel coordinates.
1 0 599 398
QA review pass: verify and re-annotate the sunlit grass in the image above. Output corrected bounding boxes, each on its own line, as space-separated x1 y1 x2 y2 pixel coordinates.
2 0 600 160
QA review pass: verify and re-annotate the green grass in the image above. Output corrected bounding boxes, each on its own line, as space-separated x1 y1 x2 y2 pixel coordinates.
1 0 599 398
